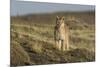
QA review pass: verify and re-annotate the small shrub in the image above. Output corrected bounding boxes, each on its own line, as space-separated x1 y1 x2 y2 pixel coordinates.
31 42 43 54
11 41 32 66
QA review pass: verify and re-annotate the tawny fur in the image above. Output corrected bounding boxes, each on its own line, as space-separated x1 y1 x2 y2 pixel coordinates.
54 16 69 51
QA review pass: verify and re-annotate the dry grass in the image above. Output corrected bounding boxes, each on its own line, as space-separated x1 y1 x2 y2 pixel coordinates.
10 41 33 66
10 12 95 66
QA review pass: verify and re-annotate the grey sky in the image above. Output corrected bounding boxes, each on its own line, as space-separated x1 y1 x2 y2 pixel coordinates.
11 0 95 16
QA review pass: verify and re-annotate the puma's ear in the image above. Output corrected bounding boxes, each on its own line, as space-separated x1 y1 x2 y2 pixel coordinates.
62 16 65 20
56 16 59 19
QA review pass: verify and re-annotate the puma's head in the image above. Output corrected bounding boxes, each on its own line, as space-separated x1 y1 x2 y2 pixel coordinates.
56 16 65 27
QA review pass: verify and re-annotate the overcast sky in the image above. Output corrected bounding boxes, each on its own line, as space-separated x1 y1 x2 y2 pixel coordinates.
11 0 95 16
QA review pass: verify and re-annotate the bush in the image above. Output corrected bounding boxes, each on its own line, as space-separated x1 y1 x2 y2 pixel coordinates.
10 41 32 66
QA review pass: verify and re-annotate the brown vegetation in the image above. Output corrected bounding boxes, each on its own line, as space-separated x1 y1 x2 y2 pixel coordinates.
11 12 95 66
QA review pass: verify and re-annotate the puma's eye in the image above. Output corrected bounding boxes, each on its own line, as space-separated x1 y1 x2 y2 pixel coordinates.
62 18 64 21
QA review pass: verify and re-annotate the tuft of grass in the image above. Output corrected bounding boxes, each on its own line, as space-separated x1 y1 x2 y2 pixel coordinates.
30 41 43 54
10 41 33 66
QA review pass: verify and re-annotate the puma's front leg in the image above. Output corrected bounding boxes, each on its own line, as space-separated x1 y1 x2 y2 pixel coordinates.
62 40 66 51
58 40 61 50
55 40 59 49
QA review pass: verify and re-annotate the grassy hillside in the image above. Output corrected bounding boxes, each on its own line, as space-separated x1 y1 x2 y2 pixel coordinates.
11 12 95 66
